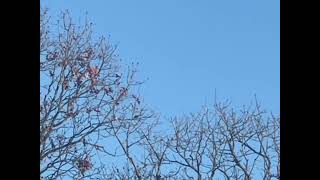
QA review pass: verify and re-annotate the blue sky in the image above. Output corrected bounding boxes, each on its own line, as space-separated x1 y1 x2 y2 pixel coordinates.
41 0 280 116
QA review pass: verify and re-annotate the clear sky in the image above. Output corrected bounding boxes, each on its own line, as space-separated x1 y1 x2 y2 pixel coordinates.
41 0 280 116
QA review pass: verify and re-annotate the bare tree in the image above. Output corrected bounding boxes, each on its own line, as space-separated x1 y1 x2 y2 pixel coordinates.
106 103 155 180
162 100 280 180
213 100 280 180
168 110 211 180
40 8 152 179
138 124 177 180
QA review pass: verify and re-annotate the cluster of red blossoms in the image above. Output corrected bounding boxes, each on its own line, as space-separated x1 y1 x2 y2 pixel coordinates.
77 158 92 173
